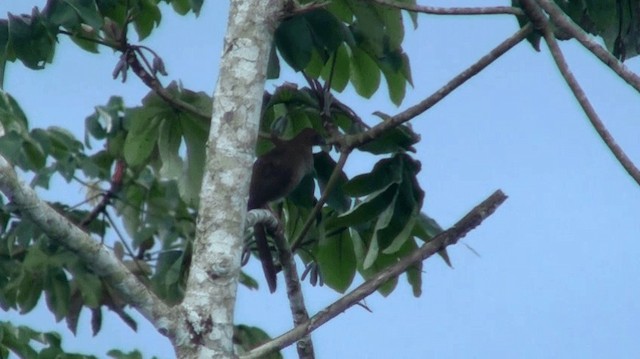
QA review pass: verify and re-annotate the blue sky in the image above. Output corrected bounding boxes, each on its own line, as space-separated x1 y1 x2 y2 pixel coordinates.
2 1 640 358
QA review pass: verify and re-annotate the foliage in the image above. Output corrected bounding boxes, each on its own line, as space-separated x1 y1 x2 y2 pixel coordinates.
0 320 99 358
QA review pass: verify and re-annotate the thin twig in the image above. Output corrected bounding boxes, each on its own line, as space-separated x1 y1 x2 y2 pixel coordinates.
124 51 211 120
521 0 640 186
80 160 126 226
535 0 640 94
342 24 533 150
370 0 524 16
241 190 508 359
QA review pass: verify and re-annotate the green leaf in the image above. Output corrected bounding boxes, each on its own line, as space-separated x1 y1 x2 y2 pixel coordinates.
74 271 103 308
238 271 259 290
317 226 356 292
378 6 404 49
304 9 346 57
44 268 70 321
326 183 398 230
406 260 423 297
321 43 350 92
171 0 191 15
313 152 350 212
107 349 144 359
350 46 380 98
157 119 183 179
275 15 313 71
359 124 419 154
180 113 207 206
0 90 29 132
190 0 204 15
123 111 161 166
412 212 443 241
380 57 408 105
266 43 280 79
234 325 282 358
382 208 419 254
8 10 57 70
21 138 45 170
327 0 353 23
62 0 104 29
133 0 162 40
343 155 403 196
17 272 43 313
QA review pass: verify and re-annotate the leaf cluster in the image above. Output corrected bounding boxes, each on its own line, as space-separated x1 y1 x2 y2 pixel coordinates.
0 0 203 71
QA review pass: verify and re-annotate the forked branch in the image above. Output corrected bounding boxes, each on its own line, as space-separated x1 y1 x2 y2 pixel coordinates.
242 190 508 358
521 0 640 186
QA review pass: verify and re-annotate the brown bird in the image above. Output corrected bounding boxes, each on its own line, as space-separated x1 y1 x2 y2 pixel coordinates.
248 128 324 292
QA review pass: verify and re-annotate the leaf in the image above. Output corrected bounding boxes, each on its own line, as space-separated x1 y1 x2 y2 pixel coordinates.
157 119 183 179
313 152 350 212
412 212 443 241
343 155 403 196
327 0 353 23
17 272 43 313
326 183 398 231
44 268 70 321
380 56 408 105
304 9 346 56
62 0 104 30
8 10 57 70
0 90 29 132
234 325 282 358
317 226 356 292
123 111 161 166
406 261 423 297
275 15 313 71
382 207 419 254
133 0 162 40
266 43 280 79
359 124 420 154
190 0 204 15
180 113 207 206
107 349 144 359
350 46 380 98
323 44 350 92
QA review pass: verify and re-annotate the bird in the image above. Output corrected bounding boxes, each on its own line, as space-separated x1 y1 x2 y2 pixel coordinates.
247 128 325 292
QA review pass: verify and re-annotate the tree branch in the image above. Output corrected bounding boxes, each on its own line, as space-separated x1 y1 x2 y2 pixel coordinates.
0 155 180 337
370 0 524 16
342 24 533 150
246 209 316 357
535 0 640 94
521 0 640 186
242 190 508 358
273 232 315 359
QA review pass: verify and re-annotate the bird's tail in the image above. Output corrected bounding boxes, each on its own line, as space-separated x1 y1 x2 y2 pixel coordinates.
253 224 277 293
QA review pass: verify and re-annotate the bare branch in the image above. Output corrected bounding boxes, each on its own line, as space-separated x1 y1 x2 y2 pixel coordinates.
343 24 533 150
535 0 640 93
242 190 508 358
273 232 315 359
521 0 640 186
370 0 524 16
0 155 180 336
